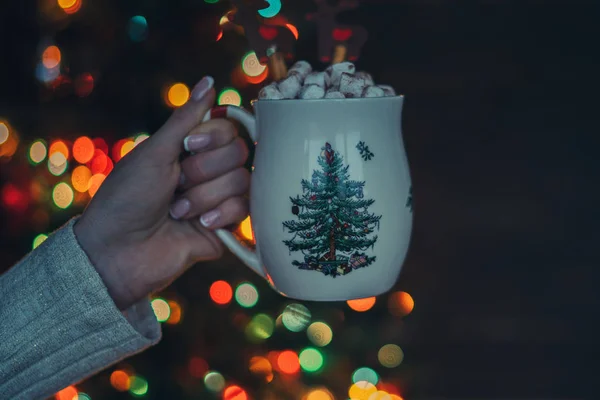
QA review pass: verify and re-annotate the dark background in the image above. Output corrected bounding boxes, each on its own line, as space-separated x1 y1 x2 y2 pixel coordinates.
1 0 599 399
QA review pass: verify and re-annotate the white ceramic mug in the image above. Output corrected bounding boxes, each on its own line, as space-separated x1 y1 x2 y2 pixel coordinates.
202 95 412 301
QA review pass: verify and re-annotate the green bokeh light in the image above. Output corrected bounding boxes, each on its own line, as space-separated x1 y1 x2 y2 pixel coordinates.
282 303 311 332
299 347 324 373
245 313 274 342
32 234 48 249
257 0 282 18
76 393 92 400
204 0 220 4
352 367 379 385
217 88 242 106
235 282 259 308
128 376 148 397
204 371 225 392
128 16 149 42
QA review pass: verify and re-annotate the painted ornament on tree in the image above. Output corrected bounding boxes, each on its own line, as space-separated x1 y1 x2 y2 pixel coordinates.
283 142 382 277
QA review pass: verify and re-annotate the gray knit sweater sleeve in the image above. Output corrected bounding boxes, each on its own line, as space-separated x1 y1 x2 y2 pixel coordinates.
0 218 162 399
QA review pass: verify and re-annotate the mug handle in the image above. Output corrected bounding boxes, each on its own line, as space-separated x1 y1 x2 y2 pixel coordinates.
201 105 265 279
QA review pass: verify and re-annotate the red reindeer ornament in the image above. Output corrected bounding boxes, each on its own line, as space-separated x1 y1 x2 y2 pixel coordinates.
306 0 368 64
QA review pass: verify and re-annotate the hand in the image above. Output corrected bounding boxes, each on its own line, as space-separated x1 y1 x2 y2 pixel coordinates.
74 76 250 310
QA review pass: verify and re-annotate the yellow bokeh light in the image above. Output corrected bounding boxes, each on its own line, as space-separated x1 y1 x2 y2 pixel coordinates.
57 0 77 9
368 391 392 400
71 165 92 193
42 46 61 69
120 140 135 158
378 344 404 368
52 182 74 209
306 321 333 347
0 122 8 145
88 173 106 197
29 140 47 164
166 83 190 107
390 395 404 400
306 388 333 400
348 381 377 400
239 216 254 241
151 298 171 322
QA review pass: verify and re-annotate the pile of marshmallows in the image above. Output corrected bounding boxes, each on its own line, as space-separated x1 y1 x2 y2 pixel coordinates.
258 61 396 100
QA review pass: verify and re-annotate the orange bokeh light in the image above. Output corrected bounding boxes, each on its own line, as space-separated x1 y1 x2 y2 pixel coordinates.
223 385 247 400
54 385 77 400
388 291 414 317
166 300 182 324
209 280 233 305
42 46 61 69
73 136 95 163
88 173 106 197
49 140 69 160
71 165 92 193
239 216 254 241
286 23 299 40
277 350 300 374
166 83 190 107
246 67 269 85
110 370 131 391
347 297 376 312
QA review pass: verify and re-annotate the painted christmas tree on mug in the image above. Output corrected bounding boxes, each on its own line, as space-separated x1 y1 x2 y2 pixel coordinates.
283 142 382 277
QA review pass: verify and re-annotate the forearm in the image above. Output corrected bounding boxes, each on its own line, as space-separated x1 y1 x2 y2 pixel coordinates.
0 218 161 400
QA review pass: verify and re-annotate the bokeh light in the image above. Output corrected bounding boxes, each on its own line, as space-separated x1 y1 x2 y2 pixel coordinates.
348 381 377 400
277 350 300 374
249 356 272 381
166 300 182 324
32 233 48 249
286 23 299 40
282 303 311 332
88 173 106 197
42 46 61 69
239 216 254 241
257 0 281 18
388 291 414 317
245 313 274 342
128 16 149 42
52 182 74 209
378 344 404 368
0 122 8 145
90 149 110 175
49 140 69 159
204 371 225 392
151 298 171 322
222 385 247 400
110 370 131 391
368 391 393 400
299 347 324 373
189 356 208 378
75 393 91 400
54 386 77 400
29 140 47 164
73 136 95 163
48 152 68 176
352 367 379 385
71 165 92 193
120 139 135 158
242 51 267 77
307 321 333 347
134 133 150 145
217 88 242 106
128 375 148 397
74 73 94 97
1 184 27 212
166 83 190 107
58 0 82 15
235 282 259 308
306 388 334 400
347 297 376 312
210 280 233 305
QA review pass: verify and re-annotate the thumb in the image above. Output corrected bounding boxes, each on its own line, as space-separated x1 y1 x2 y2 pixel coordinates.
147 76 216 162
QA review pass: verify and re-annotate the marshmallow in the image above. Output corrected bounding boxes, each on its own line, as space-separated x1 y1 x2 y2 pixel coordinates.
288 60 312 82
378 84 396 97
324 90 345 99
355 71 374 86
362 85 385 98
326 61 356 87
339 72 366 98
258 82 285 100
299 84 325 99
278 74 302 99
304 71 327 88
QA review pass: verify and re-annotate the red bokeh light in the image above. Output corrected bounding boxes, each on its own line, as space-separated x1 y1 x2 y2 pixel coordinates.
1 184 29 213
188 357 208 378
276 350 300 374
209 281 233 305
73 136 95 164
223 385 247 400
75 73 94 97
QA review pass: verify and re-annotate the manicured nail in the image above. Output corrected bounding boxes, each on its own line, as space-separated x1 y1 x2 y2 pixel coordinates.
200 209 220 227
179 172 186 186
169 198 191 219
191 76 214 101
183 134 210 152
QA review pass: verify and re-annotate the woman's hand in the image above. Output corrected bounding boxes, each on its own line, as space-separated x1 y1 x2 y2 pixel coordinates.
74 76 250 310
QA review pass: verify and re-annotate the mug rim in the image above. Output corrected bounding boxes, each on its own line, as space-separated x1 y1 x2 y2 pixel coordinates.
251 94 404 106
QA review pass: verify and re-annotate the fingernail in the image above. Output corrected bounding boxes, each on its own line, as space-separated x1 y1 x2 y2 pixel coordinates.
183 134 210 152
191 76 214 101
200 209 220 227
170 198 191 219
179 172 186 185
